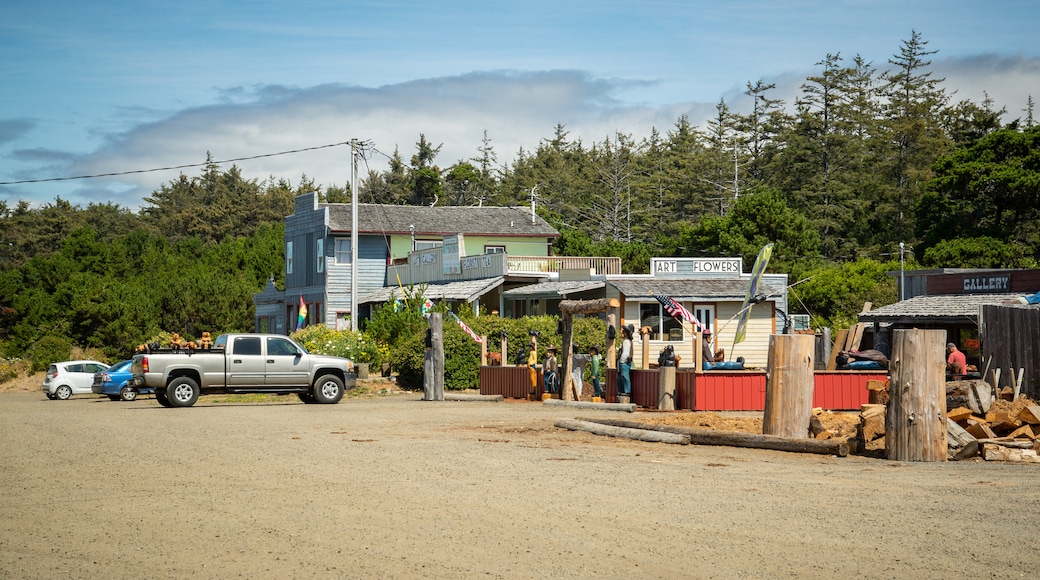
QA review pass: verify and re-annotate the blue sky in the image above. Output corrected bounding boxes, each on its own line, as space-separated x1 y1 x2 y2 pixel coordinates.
2 1 1039 209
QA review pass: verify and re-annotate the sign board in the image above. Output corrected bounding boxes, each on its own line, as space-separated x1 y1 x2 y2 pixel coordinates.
962 274 1010 293
652 257 743 276
442 234 464 275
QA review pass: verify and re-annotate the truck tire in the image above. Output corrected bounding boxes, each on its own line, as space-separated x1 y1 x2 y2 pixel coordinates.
155 389 173 407
312 375 344 404
166 377 200 408
119 385 138 401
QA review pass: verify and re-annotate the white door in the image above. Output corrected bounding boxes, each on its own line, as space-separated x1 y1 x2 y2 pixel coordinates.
694 305 715 334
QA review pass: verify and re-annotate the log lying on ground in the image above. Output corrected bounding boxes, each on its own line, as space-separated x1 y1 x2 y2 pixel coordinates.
443 393 504 402
575 417 848 457
543 399 636 412
554 419 689 445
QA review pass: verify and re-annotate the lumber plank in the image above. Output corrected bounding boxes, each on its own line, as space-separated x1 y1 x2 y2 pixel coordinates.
827 329 849 370
947 418 979 461
947 406 973 422
1018 406 1040 425
542 399 636 412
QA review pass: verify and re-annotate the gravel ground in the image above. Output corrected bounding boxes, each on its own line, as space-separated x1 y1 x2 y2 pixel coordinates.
2 386 1039 579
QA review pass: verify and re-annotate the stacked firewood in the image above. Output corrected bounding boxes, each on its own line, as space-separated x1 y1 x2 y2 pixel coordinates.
856 379 1040 462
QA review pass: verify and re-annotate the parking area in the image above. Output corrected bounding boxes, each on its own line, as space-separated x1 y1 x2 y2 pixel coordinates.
2 390 1038 578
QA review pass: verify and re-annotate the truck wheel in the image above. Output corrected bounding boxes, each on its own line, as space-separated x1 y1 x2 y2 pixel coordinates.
166 377 200 407
155 389 173 407
312 375 344 404
119 386 138 401
54 385 72 400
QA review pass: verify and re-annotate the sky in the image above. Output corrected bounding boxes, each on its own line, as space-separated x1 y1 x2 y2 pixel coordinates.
2 1 1039 210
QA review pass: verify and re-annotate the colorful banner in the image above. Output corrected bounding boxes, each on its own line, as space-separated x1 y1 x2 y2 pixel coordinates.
447 311 482 344
734 243 773 345
296 295 308 331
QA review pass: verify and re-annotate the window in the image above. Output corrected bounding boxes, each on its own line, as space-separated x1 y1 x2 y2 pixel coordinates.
267 337 298 356
316 238 325 273
335 239 351 264
639 302 683 341
285 241 294 274
485 245 506 254
233 336 262 356
414 239 442 251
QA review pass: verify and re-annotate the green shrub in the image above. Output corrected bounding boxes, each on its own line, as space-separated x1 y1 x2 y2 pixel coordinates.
28 335 73 372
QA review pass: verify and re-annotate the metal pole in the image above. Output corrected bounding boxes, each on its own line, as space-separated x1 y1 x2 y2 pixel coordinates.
899 242 905 301
350 139 359 331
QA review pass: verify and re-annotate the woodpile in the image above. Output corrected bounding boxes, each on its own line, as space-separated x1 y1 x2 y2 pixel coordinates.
856 392 1040 462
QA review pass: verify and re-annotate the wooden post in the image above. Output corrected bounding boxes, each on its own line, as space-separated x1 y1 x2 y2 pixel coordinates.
480 335 488 366
500 334 509 366
639 326 652 370
816 328 830 370
558 298 620 401
658 365 676 410
605 311 617 369
694 331 704 374
886 328 947 462
423 313 444 401
763 334 816 438
560 314 575 401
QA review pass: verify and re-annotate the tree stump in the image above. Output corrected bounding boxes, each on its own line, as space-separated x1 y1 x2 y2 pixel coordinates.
763 334 816 438
886 329 946 461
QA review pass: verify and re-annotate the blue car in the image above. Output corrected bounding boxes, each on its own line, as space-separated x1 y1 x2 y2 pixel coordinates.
91 360 153 401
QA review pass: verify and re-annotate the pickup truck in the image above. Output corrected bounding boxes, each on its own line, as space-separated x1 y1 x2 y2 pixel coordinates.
132 333 357 408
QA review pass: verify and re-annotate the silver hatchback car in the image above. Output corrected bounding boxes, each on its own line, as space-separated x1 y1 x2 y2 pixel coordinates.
42 360 109 400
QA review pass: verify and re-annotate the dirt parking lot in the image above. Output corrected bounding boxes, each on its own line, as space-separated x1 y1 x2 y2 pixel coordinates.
1 385 1038 578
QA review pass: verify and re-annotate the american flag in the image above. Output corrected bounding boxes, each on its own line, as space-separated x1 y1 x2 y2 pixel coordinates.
652 294 704 331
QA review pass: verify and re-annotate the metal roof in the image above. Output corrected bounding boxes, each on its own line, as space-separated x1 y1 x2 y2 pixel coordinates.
607 278 778 301
324 204 559 238
501 281 606 299
355 277 504 306
858 293 1031 325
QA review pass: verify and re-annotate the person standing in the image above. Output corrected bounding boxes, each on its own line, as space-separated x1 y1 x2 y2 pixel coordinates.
543 345 559 394
589 346 603 398
946 342 967 375
618 325 634 397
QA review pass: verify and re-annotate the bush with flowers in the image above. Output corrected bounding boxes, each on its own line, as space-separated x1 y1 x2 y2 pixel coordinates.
290 324 381 367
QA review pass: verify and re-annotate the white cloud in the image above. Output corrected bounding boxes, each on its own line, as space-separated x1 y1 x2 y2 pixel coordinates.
7 56 1040 209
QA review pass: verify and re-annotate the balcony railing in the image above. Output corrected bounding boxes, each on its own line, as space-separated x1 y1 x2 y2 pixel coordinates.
507 256 621 275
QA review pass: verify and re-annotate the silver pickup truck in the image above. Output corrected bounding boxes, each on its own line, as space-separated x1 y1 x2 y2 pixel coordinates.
132 333 357 407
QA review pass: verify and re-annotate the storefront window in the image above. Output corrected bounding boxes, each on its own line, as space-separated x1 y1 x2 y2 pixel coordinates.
639 303 683 341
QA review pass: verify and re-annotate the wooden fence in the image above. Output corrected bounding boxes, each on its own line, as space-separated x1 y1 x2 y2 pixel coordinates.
981 304 1039 399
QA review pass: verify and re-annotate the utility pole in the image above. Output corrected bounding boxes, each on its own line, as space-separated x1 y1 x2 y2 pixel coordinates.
350 139 359 331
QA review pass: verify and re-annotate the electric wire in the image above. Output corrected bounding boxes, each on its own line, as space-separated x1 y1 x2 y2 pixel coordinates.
0 141 353 185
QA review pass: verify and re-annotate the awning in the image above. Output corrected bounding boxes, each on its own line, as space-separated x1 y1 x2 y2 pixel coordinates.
858 293 1031 325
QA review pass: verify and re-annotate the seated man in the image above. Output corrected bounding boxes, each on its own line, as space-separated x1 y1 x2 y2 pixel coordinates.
701 329 745 370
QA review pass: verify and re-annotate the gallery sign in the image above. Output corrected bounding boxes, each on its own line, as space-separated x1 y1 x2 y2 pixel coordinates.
962 274 1010 293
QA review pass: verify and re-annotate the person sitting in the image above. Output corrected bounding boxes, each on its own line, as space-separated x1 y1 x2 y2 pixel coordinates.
701 329 745 370
946 343 967 375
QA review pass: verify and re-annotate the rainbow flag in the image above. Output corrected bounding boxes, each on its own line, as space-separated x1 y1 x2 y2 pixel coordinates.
297 295 308 331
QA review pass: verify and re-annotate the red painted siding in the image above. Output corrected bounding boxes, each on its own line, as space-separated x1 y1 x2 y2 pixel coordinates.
694 372 768 411
812 372 886 410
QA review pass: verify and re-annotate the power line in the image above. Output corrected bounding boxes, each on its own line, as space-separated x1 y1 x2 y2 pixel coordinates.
0 141 353 185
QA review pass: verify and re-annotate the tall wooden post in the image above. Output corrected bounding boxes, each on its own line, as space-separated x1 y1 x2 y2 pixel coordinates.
639 326 652 369
763 334 816 438
887 329 947 461
480 335 488 366
605 312 617 369
500 334 509 366
559 298 621 401
694 331 704 374
423 313 444 401
658 365 676 410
